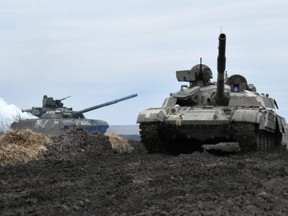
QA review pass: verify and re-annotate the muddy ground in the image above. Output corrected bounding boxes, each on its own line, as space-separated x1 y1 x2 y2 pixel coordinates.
1 130 288 216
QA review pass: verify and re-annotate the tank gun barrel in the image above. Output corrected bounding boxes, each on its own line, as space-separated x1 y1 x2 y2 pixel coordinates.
216 33 226 105
73 93 138 116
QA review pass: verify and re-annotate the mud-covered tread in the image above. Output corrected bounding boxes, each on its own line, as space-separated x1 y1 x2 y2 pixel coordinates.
139 123 163 153
234 123 282 152
140 122 283 154
233 123 256 152
257 130 280 152
274 130 283 147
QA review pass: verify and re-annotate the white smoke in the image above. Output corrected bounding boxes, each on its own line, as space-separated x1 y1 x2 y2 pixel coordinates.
0 97 36 132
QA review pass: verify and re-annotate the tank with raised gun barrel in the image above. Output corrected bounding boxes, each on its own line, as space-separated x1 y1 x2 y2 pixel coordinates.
11 94 138 135
137 33 286 154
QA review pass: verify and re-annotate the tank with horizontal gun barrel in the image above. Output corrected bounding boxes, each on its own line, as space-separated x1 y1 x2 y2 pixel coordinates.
137 33 286 154
11 94 138 135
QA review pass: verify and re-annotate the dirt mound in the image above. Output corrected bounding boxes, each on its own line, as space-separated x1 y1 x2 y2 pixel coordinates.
107 133 134 153
47 129 112 160
0 130 52 166
1 129 288 215
0 128 135 167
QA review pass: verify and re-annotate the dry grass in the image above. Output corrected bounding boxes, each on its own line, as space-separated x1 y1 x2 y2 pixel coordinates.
0 130 52 166
107 133 134 153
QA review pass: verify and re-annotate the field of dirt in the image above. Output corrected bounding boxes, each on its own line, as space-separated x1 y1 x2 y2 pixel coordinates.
1 129 288 215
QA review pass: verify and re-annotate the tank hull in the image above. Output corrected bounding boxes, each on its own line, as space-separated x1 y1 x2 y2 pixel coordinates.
137 106 286 153
11 118 109 136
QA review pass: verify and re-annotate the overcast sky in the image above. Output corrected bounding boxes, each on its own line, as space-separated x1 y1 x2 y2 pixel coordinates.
0 0 288 125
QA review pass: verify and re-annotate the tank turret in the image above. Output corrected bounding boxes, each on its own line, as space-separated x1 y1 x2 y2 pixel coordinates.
24 94 137 119
23 95 72 118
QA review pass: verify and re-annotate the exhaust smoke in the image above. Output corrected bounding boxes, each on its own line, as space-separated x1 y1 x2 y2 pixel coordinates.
0 98 36 132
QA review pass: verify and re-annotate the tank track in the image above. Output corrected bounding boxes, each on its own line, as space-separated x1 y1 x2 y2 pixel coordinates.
233 123 282 152
139 123 163 153
140 122 282 154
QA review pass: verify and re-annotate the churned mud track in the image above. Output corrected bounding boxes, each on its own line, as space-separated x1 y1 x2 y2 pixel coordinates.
1 130 288 215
